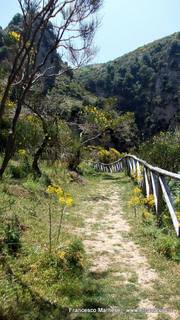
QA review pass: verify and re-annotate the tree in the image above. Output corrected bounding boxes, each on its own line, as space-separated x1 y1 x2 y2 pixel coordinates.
0 0 102 178
24 87 74 177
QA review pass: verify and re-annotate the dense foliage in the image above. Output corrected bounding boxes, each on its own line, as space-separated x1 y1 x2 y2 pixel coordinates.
76 32 180 138
138 130 180 172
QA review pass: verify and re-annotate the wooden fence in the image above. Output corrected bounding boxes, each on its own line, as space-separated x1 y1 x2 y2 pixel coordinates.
92 155 180 237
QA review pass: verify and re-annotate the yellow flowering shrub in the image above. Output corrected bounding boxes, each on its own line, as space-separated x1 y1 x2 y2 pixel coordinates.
144 194 155 207
9 31 21 42
97 147 122 164
133 187 141 194
128 186 144 215
142 210 153 223
128 195 141 207
83 106 111 130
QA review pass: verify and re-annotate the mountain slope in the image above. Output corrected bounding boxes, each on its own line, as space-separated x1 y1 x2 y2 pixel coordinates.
76 32 180 137
0 13 60 91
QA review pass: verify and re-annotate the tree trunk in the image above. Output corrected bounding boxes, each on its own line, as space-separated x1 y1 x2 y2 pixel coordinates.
0 102 22 179
0 134 16 178
68 148 81 172
32 135 49 178
0 78 13 121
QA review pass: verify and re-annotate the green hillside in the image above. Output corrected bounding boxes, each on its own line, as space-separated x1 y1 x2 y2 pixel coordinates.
76 32 180 137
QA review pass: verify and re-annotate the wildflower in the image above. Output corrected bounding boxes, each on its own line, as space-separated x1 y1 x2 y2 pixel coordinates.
9 31 21 42
59 193 74 207
133 187 141 194
136 175 143 183
6 100 15 109
128 196 141 207
57 250 66 261
59 196 66 206
46 184 63 195
144 194 155 207
142 210 152 220
65 194 74 207
47 185 74 207
18 149 26 157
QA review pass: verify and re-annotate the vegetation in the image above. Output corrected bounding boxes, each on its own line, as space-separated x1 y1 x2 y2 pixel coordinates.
138 130 180 172
76 32 180 138
0 0 102 178
0 2 179 319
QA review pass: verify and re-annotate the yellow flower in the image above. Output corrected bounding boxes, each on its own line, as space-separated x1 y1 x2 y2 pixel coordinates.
133 187 141 194
128 196 141 207
59 196 66 205
18 149 26 157
137 175 143 183
57 250 66 261
47 185 73 207
9 31 21 42
65 194 74 207
46 184 63 195
6 100 15 109
59 193 74 207
142 210 152 220
144 194 155 207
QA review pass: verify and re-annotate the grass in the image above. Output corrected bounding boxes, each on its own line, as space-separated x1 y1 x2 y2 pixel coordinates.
0 164 123 319
0 163 179 319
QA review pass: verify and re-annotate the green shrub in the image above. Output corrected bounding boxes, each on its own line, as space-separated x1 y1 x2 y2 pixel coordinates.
154 234 179 260
23 178 41 192
78 161 96 176
8 164 27 179
39 173 51 186
16 116 43 154
4 215 22 255
140 224 161 239
138 130 180 172
66 238 85 272
36 238 85 275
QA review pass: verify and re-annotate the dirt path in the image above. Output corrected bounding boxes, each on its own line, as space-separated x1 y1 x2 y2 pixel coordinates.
78 179 178 320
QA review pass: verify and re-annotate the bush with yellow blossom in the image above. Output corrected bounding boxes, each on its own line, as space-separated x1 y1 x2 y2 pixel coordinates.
8 31 21 42
144 194 155 208
83 106 111 131
128 187 143 216
97 147 123 164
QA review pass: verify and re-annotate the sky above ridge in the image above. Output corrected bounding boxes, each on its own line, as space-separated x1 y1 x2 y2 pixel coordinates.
0 0 179 63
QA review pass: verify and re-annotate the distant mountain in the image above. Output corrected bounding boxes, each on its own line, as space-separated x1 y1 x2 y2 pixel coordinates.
76 32 180 138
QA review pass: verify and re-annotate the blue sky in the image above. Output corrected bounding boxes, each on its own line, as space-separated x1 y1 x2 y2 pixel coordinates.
0 0 179 63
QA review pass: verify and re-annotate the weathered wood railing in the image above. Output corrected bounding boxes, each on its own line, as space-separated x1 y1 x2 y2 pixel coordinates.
92 155 180 237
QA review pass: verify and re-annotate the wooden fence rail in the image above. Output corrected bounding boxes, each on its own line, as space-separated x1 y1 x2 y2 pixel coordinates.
92 155 180 237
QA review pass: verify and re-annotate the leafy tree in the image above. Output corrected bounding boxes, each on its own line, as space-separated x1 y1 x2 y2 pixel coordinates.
0 0 103 178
